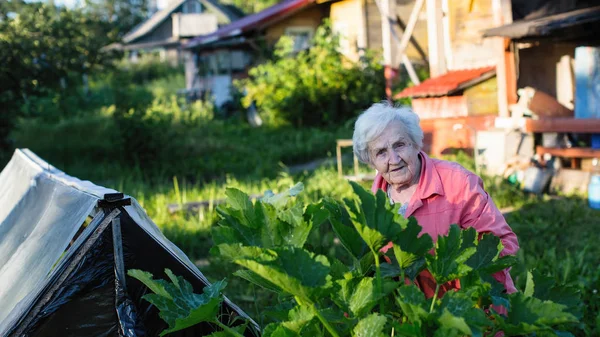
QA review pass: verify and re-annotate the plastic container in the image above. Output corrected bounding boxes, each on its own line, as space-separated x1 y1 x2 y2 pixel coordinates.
589 158 600 210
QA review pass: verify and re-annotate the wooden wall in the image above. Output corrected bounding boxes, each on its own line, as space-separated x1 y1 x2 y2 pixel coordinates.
264 6 327 46
330 0 364 61
447 0 499 69
517 42 577 106
420 115 497 156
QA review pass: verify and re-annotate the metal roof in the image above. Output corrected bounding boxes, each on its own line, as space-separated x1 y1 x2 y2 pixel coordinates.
483 5 600 40
185 0 317 49
395 66 496 99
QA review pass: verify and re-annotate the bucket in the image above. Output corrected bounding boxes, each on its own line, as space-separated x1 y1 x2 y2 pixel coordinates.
589 175 600 210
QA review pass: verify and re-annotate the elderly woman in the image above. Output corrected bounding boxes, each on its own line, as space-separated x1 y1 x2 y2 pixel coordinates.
352 102 519 298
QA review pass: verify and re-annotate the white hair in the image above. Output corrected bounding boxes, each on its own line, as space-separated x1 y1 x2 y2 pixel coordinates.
352 101 424 164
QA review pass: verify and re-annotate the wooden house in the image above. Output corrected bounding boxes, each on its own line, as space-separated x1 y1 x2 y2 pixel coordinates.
117 0 242 64
183 0 430 107
393 0 512 156
394 0 600 172
483 0 600 170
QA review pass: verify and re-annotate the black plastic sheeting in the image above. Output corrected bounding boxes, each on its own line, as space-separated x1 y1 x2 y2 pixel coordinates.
5 209 260 337
119 210 259 336
16 220 120 336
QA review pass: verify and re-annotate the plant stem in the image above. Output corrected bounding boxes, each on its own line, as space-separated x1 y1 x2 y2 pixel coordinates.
214 320 245 337
429 284 440 313
313 304 341 337
400 268 406 285
373 249 385 315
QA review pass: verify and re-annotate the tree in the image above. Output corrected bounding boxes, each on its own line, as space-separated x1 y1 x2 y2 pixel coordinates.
0 1 119 151
83 0 151 40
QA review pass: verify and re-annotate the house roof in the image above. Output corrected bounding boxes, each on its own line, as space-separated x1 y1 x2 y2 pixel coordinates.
483 5 600 40
395 66 496 99
185 0 317 49
123 0 242 44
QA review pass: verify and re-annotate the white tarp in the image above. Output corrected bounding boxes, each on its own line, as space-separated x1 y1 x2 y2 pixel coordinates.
0 149 226 327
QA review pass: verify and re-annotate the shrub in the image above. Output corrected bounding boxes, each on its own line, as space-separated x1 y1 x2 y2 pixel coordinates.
236 21 385 127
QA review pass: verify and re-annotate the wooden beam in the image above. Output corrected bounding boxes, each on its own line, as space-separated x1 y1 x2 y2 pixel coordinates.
395 14 428 63
397 0 426 60
492 0 515 118
426 0 446 77
402 54 421 84
536 146 600 158
525 118 600 133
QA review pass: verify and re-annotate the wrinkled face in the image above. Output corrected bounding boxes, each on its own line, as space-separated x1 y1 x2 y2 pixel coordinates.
368 120 421 187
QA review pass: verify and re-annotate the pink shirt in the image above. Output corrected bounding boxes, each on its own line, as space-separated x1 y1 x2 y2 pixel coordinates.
373 151 519 296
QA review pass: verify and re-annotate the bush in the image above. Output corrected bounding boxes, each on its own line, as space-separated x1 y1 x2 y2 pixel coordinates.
236 21 385 127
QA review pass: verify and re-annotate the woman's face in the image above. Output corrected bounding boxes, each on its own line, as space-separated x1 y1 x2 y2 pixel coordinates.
368 120 421 188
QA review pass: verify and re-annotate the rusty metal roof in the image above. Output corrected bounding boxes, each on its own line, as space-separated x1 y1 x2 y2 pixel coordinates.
185 0 317 49
394 66 496 99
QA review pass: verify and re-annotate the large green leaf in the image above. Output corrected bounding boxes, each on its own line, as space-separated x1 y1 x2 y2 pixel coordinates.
436 291 491 337
528 270 583 319
213 185 313 249
353 313 387 337
323 197 369 260
391 321 424 337
262 305 316 337
395 285 430 325
392 217 433 270
233 270 282 294
495 292 579 334
334 277 399 318
464 233 501 271
215 244 331 302
426 225 476 285
127 269 226 336
344 182 403 253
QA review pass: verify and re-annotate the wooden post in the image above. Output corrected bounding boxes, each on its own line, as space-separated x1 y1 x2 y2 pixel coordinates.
396 0 425 86
336 142 343 177
380 0 395 100
397 0 426 59
426 0 446 77
493 0 515 117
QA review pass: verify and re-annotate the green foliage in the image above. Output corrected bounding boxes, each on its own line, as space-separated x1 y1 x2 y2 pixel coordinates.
0 0 118 149
237 21 384 127
127 268 235 336
209 182 581 336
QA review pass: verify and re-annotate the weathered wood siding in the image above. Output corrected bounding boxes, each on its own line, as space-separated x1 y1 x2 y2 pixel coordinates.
517 42 577 102
447 0 498 69
330 0 364 61
264 6 327 46
395 0 428 63
364 0 428 65
464 77 498 115
365 0 383 52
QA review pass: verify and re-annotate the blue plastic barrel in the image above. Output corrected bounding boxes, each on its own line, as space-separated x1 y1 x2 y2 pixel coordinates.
589 175 600 210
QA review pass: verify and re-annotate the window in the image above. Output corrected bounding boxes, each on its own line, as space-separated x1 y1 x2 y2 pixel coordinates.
182 0 202 14
284 27 314 52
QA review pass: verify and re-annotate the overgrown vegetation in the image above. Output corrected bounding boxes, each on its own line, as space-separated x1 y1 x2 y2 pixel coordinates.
131 183 584 336
237 22 385 127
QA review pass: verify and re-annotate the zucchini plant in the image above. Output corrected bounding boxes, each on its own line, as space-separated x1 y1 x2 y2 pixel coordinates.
210 181 581 336
131 181 582 336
